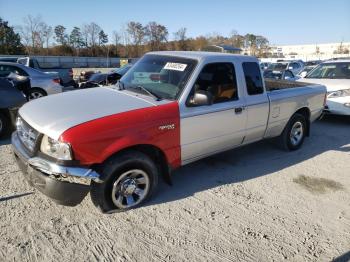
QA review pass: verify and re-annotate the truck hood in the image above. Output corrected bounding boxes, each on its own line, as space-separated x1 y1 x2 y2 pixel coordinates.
298 78 350 92
19 87 156 140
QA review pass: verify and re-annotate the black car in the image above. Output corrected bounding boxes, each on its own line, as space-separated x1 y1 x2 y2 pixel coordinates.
0 78 27 137
79 65 132 89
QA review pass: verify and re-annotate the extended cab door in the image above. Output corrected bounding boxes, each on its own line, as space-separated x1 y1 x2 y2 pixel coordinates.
241 62 269 143
180 62 247 164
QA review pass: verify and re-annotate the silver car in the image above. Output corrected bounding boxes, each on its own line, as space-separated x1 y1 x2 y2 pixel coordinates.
0 62 63 100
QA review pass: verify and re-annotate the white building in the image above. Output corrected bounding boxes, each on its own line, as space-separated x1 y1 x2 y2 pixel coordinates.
270 42 350 61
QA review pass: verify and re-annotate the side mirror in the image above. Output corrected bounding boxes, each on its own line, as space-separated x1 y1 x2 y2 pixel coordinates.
189 90 213 106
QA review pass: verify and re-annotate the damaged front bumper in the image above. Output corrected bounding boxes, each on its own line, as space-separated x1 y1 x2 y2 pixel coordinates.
11 131 101 206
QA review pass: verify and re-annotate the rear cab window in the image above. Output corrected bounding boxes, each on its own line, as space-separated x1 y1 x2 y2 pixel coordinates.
242 62 264 95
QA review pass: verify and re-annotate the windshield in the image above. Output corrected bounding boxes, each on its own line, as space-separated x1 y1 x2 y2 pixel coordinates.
267 63 288 71
119 54 197 100
306 62 350 79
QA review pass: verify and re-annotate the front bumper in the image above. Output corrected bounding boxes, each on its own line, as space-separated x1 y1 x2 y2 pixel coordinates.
11 132 101 206
325 96 350 116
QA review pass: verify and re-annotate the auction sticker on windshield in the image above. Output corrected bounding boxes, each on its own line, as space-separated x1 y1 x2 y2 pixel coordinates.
164 62 187 71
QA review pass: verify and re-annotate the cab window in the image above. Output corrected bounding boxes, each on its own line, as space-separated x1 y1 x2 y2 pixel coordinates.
243 62 264 95
188 62 238 105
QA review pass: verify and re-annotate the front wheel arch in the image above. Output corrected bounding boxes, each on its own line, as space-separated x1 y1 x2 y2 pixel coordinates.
90 150 159 213
94 144 172 185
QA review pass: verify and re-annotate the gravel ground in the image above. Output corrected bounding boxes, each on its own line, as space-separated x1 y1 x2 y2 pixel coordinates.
0 116 349 262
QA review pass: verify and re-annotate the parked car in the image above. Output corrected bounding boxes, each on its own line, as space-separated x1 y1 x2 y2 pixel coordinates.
263 69 299 81
298 59 350 115
111 64 132 75
79 70 100 83
16 57 74 85
267 61 304 75
0 62 63 100
298 66 317 77
12 51 326 212
0 78 27 137
260 62 271 71
79 65 132 88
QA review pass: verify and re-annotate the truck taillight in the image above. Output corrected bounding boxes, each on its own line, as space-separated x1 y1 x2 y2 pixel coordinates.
323 93 327 106
53 78 60 84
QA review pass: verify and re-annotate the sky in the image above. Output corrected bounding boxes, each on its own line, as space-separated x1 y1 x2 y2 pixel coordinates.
0 0 349 45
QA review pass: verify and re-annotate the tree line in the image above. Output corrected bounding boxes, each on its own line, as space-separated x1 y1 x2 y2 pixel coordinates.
0 15 271 58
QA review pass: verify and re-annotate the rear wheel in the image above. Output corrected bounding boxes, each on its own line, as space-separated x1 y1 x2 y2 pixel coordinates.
279 113 307 151
90 151 159 213
28 88 46 100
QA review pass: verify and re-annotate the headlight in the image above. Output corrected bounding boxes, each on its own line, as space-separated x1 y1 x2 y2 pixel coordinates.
327 89 350 98
40 135 72 160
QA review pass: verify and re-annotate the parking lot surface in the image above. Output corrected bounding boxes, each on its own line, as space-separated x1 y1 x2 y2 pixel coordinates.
0 116 349 261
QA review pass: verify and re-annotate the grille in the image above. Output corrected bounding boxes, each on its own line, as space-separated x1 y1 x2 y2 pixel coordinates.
16 116 40 153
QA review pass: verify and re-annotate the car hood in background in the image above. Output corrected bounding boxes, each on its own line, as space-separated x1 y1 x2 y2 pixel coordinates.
19 87 157 140
298 78 350 92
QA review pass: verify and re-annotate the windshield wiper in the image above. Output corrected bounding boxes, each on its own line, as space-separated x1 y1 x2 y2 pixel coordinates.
133 85 162 101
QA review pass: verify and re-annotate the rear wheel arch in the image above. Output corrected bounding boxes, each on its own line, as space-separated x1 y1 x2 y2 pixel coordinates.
294 107 311 136
278 112 307 151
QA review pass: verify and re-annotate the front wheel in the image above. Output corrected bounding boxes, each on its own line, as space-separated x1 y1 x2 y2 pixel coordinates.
279 113 307 151
90 151 159 213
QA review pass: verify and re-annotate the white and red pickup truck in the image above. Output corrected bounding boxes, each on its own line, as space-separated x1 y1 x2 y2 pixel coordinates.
12 51 326 212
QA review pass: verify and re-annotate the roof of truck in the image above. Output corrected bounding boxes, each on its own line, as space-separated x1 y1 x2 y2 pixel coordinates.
147 51 255 61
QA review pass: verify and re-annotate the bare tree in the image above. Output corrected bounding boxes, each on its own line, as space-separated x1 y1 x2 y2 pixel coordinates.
42 24 53 51
206 31 224 45
229 30 244 48
145 22 168 51
256 35 269 56
17 15 45 54
81 22 101 55
174 27 187 50
112 30 121 56
120 23 130 57
112 30 121 46
127 21 145 56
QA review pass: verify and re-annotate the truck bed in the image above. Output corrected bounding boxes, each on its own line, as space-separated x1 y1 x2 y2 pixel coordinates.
265 79 312 91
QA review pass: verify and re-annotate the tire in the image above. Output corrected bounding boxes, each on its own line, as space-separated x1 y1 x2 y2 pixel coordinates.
0 111 10 138
279 113 307 151
28 88 47 100
90 150 159 213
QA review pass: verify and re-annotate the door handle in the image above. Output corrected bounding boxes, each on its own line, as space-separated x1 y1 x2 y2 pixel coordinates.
235 107 244 114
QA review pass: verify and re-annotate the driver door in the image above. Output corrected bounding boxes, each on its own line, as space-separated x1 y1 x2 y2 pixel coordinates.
180 62 247 164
